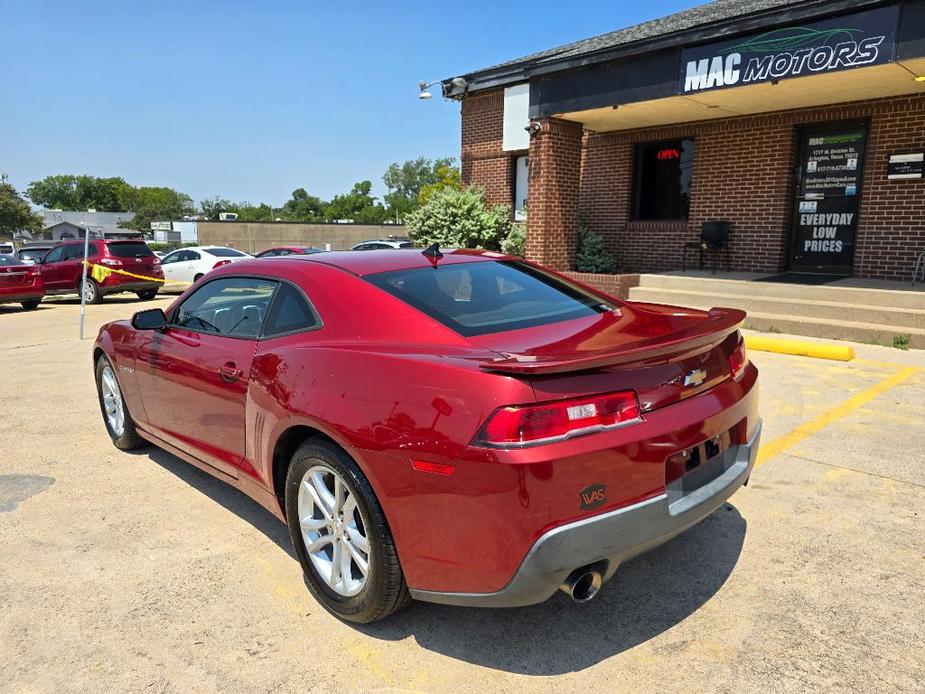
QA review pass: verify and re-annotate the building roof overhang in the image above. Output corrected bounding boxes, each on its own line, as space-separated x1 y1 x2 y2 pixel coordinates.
446 0 893 94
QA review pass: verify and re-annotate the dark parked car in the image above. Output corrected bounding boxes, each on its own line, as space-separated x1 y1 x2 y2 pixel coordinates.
255 246 325 258
16 245 54 265
0 254 45 310
41 239 163 303
350 238 415 251
93 249 760 623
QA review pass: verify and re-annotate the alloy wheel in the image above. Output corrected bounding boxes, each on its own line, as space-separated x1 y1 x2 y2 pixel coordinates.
100 364 125 437
297 465 371 597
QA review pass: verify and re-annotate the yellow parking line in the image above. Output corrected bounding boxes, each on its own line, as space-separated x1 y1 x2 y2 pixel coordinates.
755 366 919 468
854 358 924 372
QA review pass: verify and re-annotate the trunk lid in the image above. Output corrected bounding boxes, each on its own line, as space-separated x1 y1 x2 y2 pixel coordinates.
473 302 744 412
0 265 37 288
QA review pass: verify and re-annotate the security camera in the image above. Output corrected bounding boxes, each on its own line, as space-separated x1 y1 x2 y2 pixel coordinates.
525 121 542 136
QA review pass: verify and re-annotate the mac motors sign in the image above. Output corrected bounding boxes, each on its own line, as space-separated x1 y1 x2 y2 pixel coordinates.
679 6 899 94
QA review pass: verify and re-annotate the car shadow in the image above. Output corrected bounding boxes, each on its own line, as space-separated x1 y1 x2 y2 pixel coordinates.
0 305 53 314
131 442 746 674
142 447 295 559
354 503 747 675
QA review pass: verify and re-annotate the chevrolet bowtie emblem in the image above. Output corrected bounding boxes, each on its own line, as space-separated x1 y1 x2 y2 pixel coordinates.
684 369 707 387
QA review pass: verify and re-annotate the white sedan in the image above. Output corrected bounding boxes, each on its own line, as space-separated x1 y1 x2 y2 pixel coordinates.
159 246 252 286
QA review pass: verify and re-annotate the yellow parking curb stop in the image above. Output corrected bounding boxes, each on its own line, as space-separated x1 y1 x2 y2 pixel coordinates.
745 335 855 361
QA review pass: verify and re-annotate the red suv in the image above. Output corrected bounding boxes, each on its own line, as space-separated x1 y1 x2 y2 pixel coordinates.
41 239 163 303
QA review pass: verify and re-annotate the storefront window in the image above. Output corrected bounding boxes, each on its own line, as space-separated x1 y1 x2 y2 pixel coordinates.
632 139 695 220
513 156 528 221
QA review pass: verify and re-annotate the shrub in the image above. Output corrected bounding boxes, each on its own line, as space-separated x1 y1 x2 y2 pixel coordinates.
404 186 512 251
575 227 616 274
501 223 526 257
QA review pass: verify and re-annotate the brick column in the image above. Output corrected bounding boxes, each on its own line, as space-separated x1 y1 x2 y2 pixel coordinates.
526 117 583 271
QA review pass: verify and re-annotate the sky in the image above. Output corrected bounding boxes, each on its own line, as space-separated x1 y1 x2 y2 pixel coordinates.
1 0 694 208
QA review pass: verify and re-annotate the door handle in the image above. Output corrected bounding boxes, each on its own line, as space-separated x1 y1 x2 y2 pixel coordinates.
219 364 243 382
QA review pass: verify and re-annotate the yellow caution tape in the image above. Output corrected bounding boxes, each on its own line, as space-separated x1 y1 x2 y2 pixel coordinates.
81 261 193 286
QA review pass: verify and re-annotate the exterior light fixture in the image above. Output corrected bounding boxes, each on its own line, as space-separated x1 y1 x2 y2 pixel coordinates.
915 75 925 82
418 77 468 101
418 80 438 100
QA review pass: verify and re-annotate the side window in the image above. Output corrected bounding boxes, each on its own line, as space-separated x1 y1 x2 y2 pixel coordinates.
44 246 66 263
186 251 201 261
64 245 84 260
172 277 278 338
161 252 180 265
262 283 319 337
261 250 278 257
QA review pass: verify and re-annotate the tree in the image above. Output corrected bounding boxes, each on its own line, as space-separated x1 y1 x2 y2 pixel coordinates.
382 157 455 220
575 227 617 273
281 188 326 222
26 174 130 211
325 181 388 224
119 186 195 230
234 203 276 222
200 196 236 220
404 186 513 251
417 163 461 206
0 183 44 235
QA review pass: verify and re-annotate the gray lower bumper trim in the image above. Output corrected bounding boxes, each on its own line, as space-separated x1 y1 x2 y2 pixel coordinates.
411 419 762 608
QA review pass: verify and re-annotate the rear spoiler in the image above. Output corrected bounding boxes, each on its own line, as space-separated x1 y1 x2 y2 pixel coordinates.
479 307 745 375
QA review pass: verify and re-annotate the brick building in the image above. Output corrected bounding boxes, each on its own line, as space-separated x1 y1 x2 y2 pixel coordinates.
441 0 925 282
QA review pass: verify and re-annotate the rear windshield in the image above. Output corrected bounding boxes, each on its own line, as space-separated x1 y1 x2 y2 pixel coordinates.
0 254 24 266
365 260 614 337
17 249 49 259
106 242 154 258
207 247 247 257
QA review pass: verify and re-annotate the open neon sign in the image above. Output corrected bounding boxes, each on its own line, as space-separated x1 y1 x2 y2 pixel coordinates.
657 148 680 161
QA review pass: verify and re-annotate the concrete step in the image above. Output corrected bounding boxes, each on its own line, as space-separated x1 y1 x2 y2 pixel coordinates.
627 287 925 330
636 274 925 310
741 311 925 350
626 291 925 349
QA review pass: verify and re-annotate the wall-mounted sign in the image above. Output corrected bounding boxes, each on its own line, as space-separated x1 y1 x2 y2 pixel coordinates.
657 148 680 160
679 5 899 95
887 152 924 180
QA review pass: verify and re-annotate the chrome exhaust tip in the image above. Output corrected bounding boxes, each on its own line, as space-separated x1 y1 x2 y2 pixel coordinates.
560 568 603 603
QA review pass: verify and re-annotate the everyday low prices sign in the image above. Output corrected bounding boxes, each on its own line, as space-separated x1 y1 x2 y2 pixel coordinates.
679 5 899 94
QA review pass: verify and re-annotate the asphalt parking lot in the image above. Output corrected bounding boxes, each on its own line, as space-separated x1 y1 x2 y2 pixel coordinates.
1 296 923 693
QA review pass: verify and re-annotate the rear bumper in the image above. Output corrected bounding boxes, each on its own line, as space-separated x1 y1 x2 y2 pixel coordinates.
100 280 161 295
0 289 45 303
411 419 761 607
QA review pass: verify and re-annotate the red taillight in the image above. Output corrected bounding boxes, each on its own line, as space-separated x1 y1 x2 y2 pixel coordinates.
478 391 640 447
729 338 748 381
212 260 232 269
100 257 123 267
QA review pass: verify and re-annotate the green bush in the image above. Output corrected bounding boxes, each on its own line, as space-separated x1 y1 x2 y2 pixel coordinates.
575 227 616 274
404 186 513 251
501 223 526 257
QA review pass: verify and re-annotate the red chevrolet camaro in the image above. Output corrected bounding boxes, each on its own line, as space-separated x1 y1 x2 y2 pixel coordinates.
93 248 760 623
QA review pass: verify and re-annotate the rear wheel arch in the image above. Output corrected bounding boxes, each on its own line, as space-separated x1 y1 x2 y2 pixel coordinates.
272 424 339 516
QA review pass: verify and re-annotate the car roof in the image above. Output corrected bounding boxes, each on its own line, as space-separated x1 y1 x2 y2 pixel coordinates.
256 248 507 276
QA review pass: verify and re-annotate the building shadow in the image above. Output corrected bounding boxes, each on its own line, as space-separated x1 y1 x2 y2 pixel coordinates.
143 447 294 559
354 504 747 675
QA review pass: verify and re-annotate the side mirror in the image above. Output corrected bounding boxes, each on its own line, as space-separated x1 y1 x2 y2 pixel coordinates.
132 308 166 331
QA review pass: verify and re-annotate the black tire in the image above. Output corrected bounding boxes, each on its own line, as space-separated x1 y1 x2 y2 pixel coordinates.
81 278 103 304
193 273 204 282
21 298 41 310
285 440 411 623
95 356 145 450
136 289 158 301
